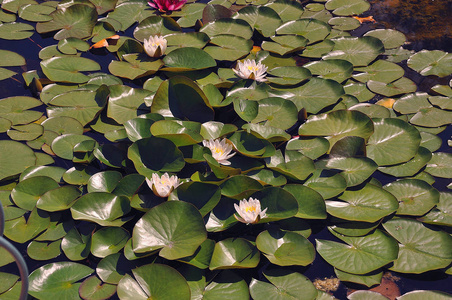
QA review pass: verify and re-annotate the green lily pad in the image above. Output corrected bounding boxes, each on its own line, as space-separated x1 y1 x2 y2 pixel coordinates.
36 185 81 212
305 169 347 199
176 3 206 27
47 87 108 126
200 18 253 39
162 47 216 71
288 77 345 113
425 152 452 178
249 187 299 222
266 149 315 181
70 192 131 227
0 140 36 181
328 16 361 30
407 50 452 77
0 50 25 67
51 134 96 161
79 276 117 300
3 208 50 243
251 97 299 130
169 181 221 216
265 0 304 22
367 77 417 97
325 183 398 222
220 175 263 200
353 60 405 83
364 29 406 49
11 176 59 211
0 96 43 125
96 253 131 284
134 16 181 41
0 22 34 40
366 118 421 166
256 228 315 266
229 131 276 158
209 238 260 270
348 290 389 300
397 290 452 300
0 272 19 294
234 5 282 37
28 262 93 299
204 34 253 61
41 116 83 135
36 4 97 40
304 59 353 83
285 137 329 160
299 109 373 151
419 192 452 226
262 35 308 56
335 268 382 288
133 201 207 259
316 228 399 274
323 36 384 66
200 121 238 140
91 227 130 258
41 56 101 83
383 218 452 273
283 184 326 219
266 65 311 85
63 165 99 185
19 166 66 182
250 268 317 300
276 18 330 44
177 239 215 269
165 32 209 50
392 92 432 114
61 225 93 261
128 137 185 178
151 120 204 146
384 179 439 216
378 146 432 177
325 0 370 15
87 171 122 193
324 156 378 186
27 239 62 261
117 264 190 300
301 39 335 58
409 107 452 127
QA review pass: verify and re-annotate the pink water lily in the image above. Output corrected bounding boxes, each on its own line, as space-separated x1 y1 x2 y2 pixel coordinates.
148 0 186 12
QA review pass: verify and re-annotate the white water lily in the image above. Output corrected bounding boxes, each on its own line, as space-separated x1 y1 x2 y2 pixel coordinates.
202 138 236 165
233 59 268 82
234 197 267 224
143 35 167 58
146 172 181 197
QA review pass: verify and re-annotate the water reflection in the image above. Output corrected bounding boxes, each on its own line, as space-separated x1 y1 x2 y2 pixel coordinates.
368 0 452 51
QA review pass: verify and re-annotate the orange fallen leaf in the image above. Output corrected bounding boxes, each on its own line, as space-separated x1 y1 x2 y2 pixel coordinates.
251 46 261 54
376 98 396 109
353 16 376 23
90 35 120 49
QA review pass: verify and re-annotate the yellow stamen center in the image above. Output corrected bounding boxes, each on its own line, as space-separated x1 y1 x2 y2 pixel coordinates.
247 65 259 72
245 206 256 213
213 147 224 155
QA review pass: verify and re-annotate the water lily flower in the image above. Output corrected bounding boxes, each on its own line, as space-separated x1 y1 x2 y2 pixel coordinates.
234 197 267 224
202 138 236 165
146 173 181 198
143 35 167 58
233 59 268 82
148 0 186 12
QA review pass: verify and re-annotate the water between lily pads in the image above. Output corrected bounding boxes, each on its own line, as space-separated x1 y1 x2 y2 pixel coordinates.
0 0 452 299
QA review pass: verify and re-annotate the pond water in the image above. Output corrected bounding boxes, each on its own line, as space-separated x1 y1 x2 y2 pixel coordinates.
0 0 451 299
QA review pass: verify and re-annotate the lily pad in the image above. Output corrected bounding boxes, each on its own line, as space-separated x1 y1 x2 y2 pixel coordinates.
407 50 452 77
366 118 421 166
209 238 260 270
364 29 406 49
117 263 190 300
36 185 81 212
323 36 384 66
133 201 207 260
256 228 315 266
316 229 399 274
325 0 370 16
79 276 117 300
425 152 452 178
276 18 331 44
200 18 253 39
162 47 216 71
0 140 36 181
36 4 98 40
91 227 130 258
325 183 398 222
383 218 452 273
41 56 101 83
234 5 282 37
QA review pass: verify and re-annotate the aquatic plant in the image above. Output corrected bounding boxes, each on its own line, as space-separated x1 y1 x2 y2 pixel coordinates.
0 0 451 298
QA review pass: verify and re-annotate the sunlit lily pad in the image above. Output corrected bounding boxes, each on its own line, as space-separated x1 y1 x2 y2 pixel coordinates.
70 192 131 227
316 228 399 274
392 92 432 114
28 262 93 299
304 59 353 83
276 18 331 44
234 5 282 37
288 77 345 112
364 29 406 49
266 149 315 181
397 290 452 300
250 269 317 300
265 0 304 22
383 218 452 273
409 107 452 127
325 183 398 222
134 16 181 41
91 227 130 258
200 18 253 39
325 0 370 16
407 50 452 77
27 240 62 261
286 137 330 160
36 4 98 40
0 22 34 40
378 146 432 177
0 140 36 181
420 192 452 227
209 238 260 270
79 276 117 300
353 60 405 83
11 176 59 211
367 77 417 97
204 35 253 61
0 96 43 125
61 225 94 261
133 201 207 259
117 263 190 300
256 228 315 266
425 152 452 178
41 56 101 83
107 85 152 124
366 118 421 166
305 169 347 199
323 36 384 66
162 47 216 71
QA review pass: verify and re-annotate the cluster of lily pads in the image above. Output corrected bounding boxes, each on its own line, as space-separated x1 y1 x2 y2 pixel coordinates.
0 0 452 298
